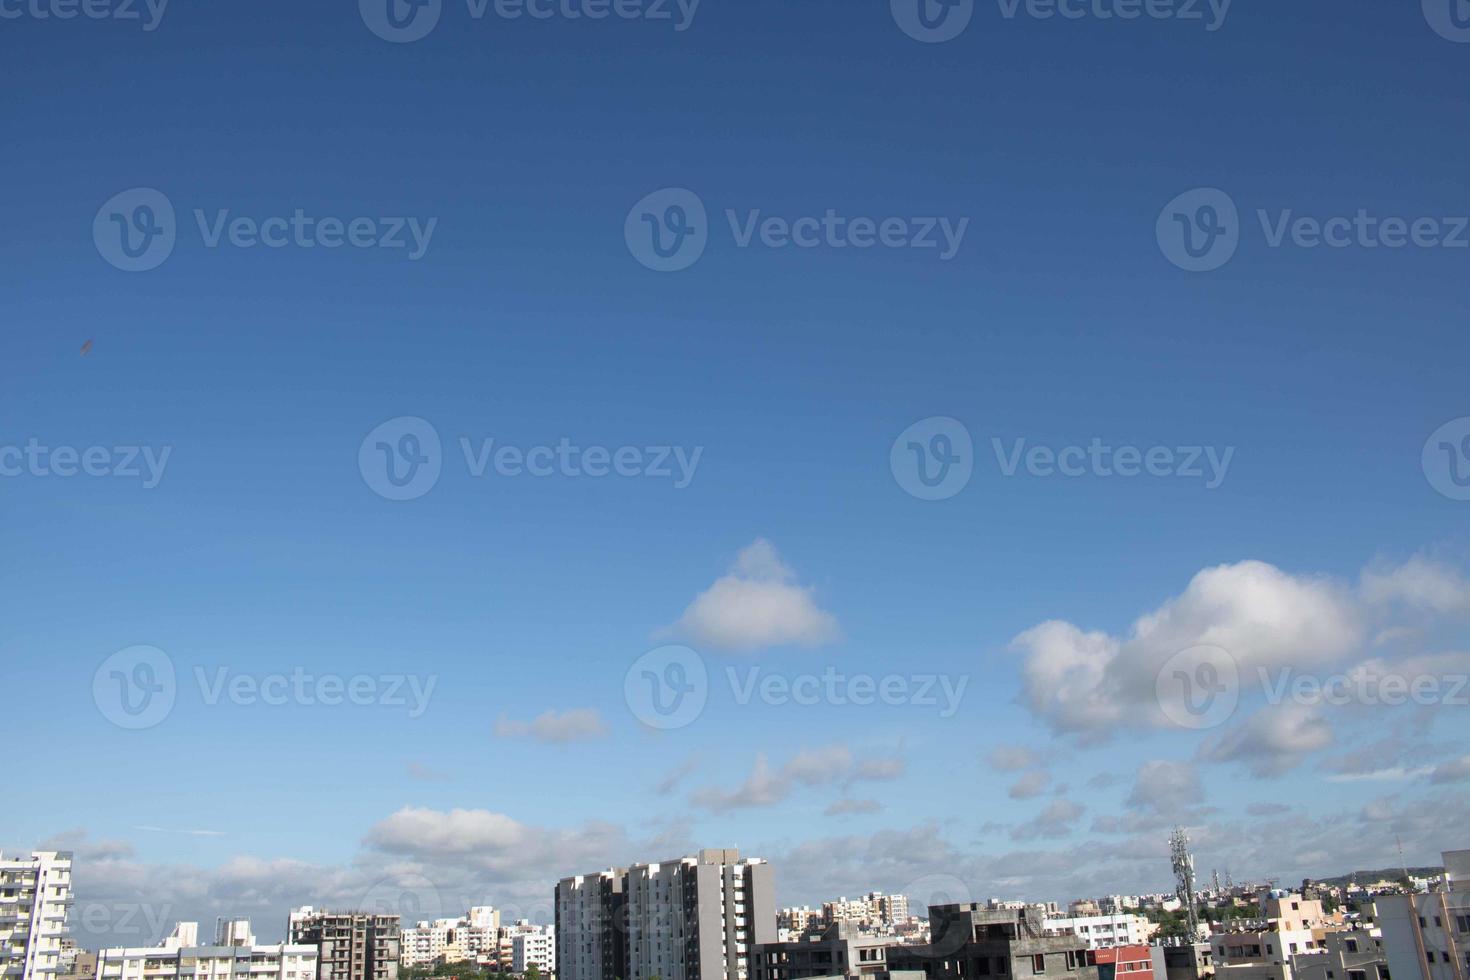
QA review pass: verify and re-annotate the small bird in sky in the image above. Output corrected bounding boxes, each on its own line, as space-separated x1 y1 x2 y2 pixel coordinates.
80 339 93 356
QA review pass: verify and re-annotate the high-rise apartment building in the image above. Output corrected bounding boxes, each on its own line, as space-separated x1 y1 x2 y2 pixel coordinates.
287 909 399 980
556 870 626 980
556 849 775 980
96 920 318 980
1379 850 1470 980
0 850 73 980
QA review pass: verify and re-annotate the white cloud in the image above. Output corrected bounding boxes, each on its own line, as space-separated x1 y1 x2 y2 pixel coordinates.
1008 771 1050 800
1125 761 1204 814
691 745 903 812
1197 703 1334 777
825 798 883 817
1010 799 1086 841
1361 557 1470 616
987 744 1042 772
1011 556 1470 761
494 708 608 743
658 539 840 652
1431 755 1470 784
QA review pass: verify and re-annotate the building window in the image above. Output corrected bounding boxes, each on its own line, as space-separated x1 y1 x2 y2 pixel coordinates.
1032 955 1045 975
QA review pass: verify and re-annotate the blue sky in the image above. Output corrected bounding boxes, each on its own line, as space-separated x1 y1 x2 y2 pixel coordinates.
3 0 1470 948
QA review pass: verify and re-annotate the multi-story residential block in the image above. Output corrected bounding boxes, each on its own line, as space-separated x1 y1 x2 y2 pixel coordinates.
399 909 501 968
1208 890 1353 980
96 920 318 980
1290 929 1388 980
778 909 821 941
886 904 1100 980
511 928 555 976
0 850 73 980
751 922 893 980
556 870 626 980
556 849 774 980
287 909 399 980
1378 850 1470 980
1044 917 1156 950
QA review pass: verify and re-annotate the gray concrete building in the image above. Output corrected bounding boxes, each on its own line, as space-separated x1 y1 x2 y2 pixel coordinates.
886 905 1099 980
751 922 894 980
556 849 775 980
287 909 400 980
558 870 628 980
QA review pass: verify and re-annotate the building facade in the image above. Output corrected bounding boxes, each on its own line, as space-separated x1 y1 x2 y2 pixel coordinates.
556 871 627 980
96 921 318 980
886 905 1100 980
1092 946 1152 980
287 909 399 980
556 849 774 980
399 909 501 968
1044 917 1155 950
0 850 73 980
1378 850 1470 980
751 922 892 980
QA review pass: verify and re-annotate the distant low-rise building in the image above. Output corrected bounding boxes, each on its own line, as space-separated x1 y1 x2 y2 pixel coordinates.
96 921 317 980
1045 917 1156 950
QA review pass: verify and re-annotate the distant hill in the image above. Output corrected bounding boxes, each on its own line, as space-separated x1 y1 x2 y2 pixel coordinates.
1311 867 1443 887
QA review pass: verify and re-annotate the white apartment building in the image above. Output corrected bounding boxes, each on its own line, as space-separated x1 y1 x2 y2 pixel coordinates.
1379 850 1470 980
0 850 73 980
399 909 501 968
1044 913 1156 949
511 928 555 975
96 921 317 980
1211 892 1345 980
